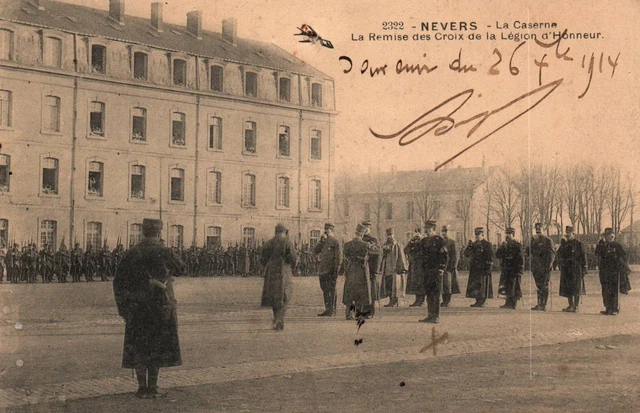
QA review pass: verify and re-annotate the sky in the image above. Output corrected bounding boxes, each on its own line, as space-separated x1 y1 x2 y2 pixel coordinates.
60 0 639 176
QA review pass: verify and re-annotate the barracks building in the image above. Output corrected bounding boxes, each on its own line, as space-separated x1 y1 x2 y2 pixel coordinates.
0 0 336 249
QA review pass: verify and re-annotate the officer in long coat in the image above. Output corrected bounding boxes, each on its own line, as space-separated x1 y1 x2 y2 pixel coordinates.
496 227 524 309
361 221 382 317
419 220 448 323
405 228 426 307
441 225 460 307
113 218 185 399
557 226 587 312
595 228 631 315
529 223 555 311
464 227 494 307
380 228 408 307
260 224 297 330
313 223 343 316
343 223 381 319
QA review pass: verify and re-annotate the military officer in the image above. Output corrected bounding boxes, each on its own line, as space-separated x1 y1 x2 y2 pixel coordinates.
405 227 426 307
440 225 460 307
313 223 343 316
419 220 448 323
595 228 631 315
464 227 494 307
361 221 382 317
380 228 408 307
343 223 381 320
496 227 524 309
529 223 555 311
556 226 587 312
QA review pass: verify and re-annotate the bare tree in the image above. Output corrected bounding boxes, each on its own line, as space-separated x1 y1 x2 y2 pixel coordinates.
456 191 474 244
488 167 520 233
370 169 393 239
608 167 635 234
414 173 441 225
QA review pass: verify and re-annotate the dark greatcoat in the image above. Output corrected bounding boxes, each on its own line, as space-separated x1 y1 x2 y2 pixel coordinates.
496 239 524 299
113 238 185 369
464 239 494 299
362 234 382 302
556 238 587 297
260 236 297 307
530 235 555 280
595 240 631 294
443 237 461 295
420 235 448 295
342 238 379 308
405 235 426 295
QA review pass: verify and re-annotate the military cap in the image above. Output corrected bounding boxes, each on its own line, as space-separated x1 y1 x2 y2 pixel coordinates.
385 228 394 235
275 223 288 234
534 222 543 229
424 220 437 229
565 226 574 233
603 227 614 235
474 227 484 235
506 227 516 235
324 222 335 230
361 221 372 227
142 218 163 236
356 223 367 235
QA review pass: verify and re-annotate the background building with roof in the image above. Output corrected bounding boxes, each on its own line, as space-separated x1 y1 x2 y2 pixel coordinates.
333 164 502 246
0 0 336 249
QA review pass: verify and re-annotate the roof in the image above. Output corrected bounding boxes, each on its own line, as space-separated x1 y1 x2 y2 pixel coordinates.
0 0 332 79
620 220 640 234
345 167 493 195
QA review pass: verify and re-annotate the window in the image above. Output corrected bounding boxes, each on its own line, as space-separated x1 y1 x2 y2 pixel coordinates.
0 219 7 248
363 203 371 221
207 170 222 205
169 225 184 249
89 101 105 136
243 227 255 247
129 223 142 247
0 90 11 127
43 96 60 132
406 201 414 220
344 199 350 217
171 112 186 146
311 83 323 107
210 65 223 92
245 71 257 97
209 117 222 150
0 29 14 60
310 229 321 249
44 37 62 68
133 52 147 80
244 121 256 153
42 157 59 195
0 154 9 192
433 200 441 219
385 202 393 220
87 161 103 197
130 165 145 199
86 221 102 250
40 220 57 249
173 59 187 86
242 173 256 207
455 200 464 218
91 44 106 74
310 178 322 210
310 129 322 160
206 226 221 248
132 107 146 141
277 176 290 208
278 125 290 157
170 168 184 202
279 77 291 102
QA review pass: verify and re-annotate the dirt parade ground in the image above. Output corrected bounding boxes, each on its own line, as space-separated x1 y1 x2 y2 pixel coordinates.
1 270 640 412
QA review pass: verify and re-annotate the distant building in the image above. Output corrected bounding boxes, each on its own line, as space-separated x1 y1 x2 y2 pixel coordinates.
0 0 336 249
619 220 640 246
334 166 503 246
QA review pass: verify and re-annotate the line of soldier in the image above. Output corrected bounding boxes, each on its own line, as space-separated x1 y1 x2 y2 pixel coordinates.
0 241 125 283
314 220 632 324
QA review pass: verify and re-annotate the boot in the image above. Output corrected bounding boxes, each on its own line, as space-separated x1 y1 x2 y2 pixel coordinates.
410 295 425 307
572 295 580 312
440 294 451 307
562 296 574 312
531 291 542 311
384 297 398 307
539 291 547 311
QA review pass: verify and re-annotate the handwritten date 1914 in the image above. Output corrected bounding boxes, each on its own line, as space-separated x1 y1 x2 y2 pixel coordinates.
369 78 563 171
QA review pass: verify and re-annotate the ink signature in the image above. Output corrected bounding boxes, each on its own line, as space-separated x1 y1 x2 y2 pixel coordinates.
369 78 564 171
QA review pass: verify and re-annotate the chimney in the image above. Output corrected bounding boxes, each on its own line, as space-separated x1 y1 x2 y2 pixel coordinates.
151 2 163 33
222 18 237 46
28 0 45 10
109 0 125 26
187 10 203 40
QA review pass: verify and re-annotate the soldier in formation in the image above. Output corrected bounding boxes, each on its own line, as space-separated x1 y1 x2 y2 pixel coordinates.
405 227 426 307
595 228 631 315
529 223 555 311
343 222 381 320
440 225 460 307
314 223 343 317
380 228 408 307
557 226 587 312
496 227 524 309
464 227 494 307
418 220 448 323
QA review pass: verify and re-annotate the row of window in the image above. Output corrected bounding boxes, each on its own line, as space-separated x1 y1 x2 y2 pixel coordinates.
0 219 324 251
0 29 325 107
351 199 467 221
0 154 323 210
0 91 323 159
